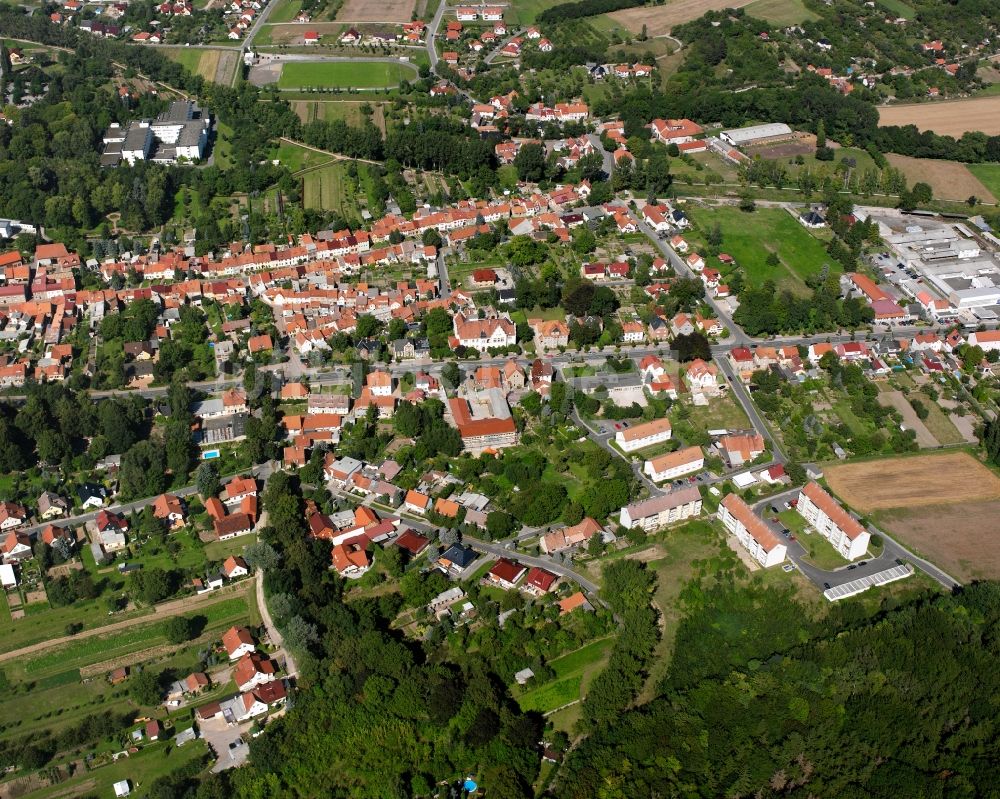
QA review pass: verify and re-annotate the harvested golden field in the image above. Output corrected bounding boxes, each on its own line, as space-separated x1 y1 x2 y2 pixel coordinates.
609 0 754 36
885 154 997 203
878 96 1000 136
824 452 1000 513
880 500 1000 581
338 0 415 22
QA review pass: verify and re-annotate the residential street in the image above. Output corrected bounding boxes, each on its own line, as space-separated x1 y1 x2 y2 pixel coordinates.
751 488 960 591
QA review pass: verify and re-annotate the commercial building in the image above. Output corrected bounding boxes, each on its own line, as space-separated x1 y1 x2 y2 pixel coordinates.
720 122 793 147
102 100 211 167
796 482 870 561
619 485 702 531
718 493 786 568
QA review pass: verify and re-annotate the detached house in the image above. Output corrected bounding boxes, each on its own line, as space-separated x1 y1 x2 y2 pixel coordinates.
222 625 256 660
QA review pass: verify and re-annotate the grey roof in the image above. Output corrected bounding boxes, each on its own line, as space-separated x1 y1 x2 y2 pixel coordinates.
624 485 701 519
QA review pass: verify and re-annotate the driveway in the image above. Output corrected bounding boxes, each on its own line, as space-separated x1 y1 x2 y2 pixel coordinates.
201 716 253 772
751 488 958 591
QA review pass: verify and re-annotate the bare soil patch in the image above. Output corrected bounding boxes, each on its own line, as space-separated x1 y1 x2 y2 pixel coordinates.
885 154 997 203
610 0 753 36
337 0 415 22
880 499 1000 581
214 50 239 84
745 133 816 159
622 544 667 562
824 451 1000 513
878 96 1000 137
877 390 937 447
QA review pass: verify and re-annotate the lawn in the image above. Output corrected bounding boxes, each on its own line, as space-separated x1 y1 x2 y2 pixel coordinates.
682 393 750 433
966 164 1000 200
508 0 565 24
272 139 334 172
875 0 915 18
743 0 817 24
686 206 835 293
269 0 303 22
516 638 614 713
278 61 410 90
214 120 234 169
165 47 204 74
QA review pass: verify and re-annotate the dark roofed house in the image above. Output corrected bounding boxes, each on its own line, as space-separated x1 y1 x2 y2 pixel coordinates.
437 543 477 574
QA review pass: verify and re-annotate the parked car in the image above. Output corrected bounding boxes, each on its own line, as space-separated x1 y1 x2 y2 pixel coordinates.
823 582 831 590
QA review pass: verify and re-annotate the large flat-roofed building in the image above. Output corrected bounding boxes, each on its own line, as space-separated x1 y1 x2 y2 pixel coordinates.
718 493 786 568
101 100 211 167
869 211 1000 315
720 122 793 147
796 482 870 561
619 485 702 531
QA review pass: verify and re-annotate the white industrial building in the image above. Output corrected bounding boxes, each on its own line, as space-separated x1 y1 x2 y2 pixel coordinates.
719 122 793 147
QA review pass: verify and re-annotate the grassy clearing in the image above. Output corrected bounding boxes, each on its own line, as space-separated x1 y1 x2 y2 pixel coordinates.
967 163 1000 199
272 139 333 171
302 161 360 219
683 393 750 432
743 0 817 24
875 0 915 18
638 520 731 701
920 400 966 445
687 206 835 293
516 638 614 713
278 61 408 89
269 0 303 22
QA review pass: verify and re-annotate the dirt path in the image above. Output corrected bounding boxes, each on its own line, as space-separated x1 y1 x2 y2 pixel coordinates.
0 584 247 665
877 390 938 447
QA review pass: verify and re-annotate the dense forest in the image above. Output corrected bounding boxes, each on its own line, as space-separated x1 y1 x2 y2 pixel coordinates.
555 580 1000 798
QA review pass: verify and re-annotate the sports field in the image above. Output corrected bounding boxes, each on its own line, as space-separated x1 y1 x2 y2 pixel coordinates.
885 154 998 203
878 96 1000 136
278 60 409 89
824 452 1000 513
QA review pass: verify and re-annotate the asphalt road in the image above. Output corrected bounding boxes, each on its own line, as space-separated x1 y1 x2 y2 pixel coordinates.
587 134 615 179
751 488 960 591
425 0 448 71
715 357 787 463
22 461 276 538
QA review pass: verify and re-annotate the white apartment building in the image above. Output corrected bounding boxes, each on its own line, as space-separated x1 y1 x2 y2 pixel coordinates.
643 446 704 483
796 482 870 561
615 417 672 453
718 493 786 568
619 485 702 531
